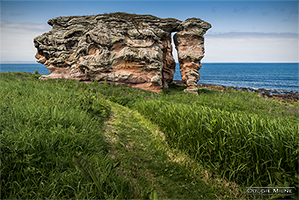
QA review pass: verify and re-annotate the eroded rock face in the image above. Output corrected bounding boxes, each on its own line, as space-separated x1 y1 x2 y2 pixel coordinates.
174 19 211 93
34 13 211 92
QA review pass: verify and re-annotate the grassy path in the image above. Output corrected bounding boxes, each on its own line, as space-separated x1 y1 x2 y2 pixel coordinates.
2 73 297 199
103 102 244 199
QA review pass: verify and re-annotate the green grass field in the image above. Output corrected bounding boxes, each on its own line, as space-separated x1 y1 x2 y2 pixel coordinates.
1 72 298 199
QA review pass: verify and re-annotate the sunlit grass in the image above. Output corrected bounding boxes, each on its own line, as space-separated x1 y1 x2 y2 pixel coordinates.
1 72 298 199
78 78 298 195
0 72 132 199
133 98 298 193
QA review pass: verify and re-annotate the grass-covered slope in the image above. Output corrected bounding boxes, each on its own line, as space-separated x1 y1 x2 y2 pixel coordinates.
92 80 298 197
1 72 298 199
102 102 241 199
133 85 298 196
0 72 132 199
134 99 298 187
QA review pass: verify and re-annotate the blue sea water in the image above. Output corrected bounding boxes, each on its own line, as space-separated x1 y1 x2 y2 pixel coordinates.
174 63 299 92
0 63 51 75
1 63 298 92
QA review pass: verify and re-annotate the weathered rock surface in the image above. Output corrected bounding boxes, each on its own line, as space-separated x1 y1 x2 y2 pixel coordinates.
34 12 211 92
174 19 210 93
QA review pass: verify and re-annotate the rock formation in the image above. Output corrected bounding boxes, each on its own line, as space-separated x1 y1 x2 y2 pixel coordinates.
34 12 211 93
174 19 211 93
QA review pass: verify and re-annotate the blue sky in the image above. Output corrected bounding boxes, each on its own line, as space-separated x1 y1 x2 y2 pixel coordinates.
1 0 298 63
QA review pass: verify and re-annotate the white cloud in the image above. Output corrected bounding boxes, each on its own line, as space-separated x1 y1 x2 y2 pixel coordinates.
172 32 298 63
1 21 298 63
0 21 51 62
203 32 299 63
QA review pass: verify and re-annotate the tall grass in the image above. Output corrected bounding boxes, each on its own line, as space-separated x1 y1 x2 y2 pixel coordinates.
3 72 297 198
88 82 298 122
161 84 299 122
0 72 132 199
134 99 298 190
60 79 298 192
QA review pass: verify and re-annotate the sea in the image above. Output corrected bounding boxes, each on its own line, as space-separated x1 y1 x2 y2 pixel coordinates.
1 63 298 92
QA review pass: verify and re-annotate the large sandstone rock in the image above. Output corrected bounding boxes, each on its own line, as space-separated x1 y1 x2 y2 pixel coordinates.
174 18 211 93
34 13 211 92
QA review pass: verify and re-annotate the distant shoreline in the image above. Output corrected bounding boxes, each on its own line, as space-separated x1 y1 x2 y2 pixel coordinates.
1 63 298 99
173 80 299 103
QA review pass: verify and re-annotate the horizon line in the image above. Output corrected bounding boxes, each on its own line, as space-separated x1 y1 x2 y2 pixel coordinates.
1 61 299 64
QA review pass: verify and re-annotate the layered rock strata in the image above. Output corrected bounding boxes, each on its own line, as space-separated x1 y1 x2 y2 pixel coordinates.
174 19 211 93
34 13 211 92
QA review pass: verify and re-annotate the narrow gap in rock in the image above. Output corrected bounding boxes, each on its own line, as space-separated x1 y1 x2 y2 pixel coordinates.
171 32 178 64
171 32 181 82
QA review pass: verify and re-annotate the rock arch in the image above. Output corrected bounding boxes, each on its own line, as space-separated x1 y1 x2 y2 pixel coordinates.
34 12 211 93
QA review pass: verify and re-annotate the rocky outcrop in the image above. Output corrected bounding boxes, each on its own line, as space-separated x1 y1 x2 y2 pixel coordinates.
174 19 210 93
34 12 211 92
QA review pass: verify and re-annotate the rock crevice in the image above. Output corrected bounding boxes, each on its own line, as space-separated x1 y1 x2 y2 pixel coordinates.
34 12 211 92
